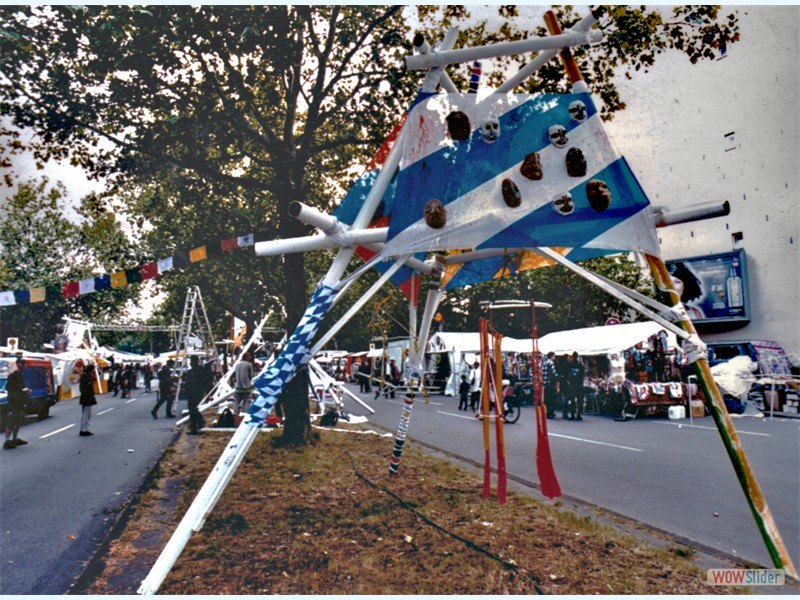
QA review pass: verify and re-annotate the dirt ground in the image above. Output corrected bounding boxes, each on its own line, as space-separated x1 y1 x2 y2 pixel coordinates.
85 423 763 595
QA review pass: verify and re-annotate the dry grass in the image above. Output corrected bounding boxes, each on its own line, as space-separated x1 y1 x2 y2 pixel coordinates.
90 425 744 595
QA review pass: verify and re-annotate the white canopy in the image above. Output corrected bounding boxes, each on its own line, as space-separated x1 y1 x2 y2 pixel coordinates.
425 331 532 396
538 321 677 356
426 332 532 355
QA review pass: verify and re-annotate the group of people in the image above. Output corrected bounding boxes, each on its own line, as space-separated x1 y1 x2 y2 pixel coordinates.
353 357 402 399
456 351 587 420
2 350 254 449
108 362 155 397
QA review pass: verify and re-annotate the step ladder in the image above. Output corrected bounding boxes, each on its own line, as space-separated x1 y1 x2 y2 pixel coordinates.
173 286 217 402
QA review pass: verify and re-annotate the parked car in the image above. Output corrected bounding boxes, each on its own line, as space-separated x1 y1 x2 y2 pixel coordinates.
0 357 58 419
706 340 794 409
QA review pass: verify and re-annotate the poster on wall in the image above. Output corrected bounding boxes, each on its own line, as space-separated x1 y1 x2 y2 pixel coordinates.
666 249 749 324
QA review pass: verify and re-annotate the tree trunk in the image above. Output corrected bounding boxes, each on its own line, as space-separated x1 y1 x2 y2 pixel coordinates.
276 189 315 446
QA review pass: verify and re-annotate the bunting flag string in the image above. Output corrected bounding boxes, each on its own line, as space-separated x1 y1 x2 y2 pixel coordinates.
0 229 269 307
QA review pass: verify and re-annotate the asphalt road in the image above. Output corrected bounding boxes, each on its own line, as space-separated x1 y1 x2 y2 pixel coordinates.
338 384 800 572
0 384 179 595
2 380 796 594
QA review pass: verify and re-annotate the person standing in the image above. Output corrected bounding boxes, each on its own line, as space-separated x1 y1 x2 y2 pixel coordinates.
357 358 371 394
388 358 401 398
120 364 132 399
152 359 176 419
469 360 482 412
78 361 97 436
3 357 29 449
233 352 254 415
563 352 586 421
458 374 470 411
143 363 153 393
541 351 560 419
184 355 213 435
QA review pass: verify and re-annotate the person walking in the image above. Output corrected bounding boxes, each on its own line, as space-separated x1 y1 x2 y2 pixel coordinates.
152 359 176 419
78 361 97 436
233 351 254 415
3 357 29 449
541 351 560 419
184 355 213 435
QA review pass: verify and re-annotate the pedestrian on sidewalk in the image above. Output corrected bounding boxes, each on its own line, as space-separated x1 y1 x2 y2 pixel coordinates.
78 361 97 436
3 357 29 449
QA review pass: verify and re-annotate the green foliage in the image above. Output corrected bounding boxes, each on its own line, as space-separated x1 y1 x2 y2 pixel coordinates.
414 5 739 119
0 5 739 437
0 177 136 348
436 254 653 338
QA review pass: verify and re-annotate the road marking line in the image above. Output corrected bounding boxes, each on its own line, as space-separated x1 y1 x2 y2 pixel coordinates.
385 398 444 406
438 410 479 420
40 424 76 439
98 407 115 415
656 421 770 437
125 398 137 404
548 432 644 452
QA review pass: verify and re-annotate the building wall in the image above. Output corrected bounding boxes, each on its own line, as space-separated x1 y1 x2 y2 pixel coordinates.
607 6 799 361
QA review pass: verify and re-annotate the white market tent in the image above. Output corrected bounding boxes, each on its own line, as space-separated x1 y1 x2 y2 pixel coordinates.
538 321 677 356
426 331 532 396
538 321 678 384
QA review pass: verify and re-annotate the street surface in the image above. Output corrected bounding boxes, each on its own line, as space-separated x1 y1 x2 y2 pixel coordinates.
1 380 797 594
337 384 800 572
0 384 178 595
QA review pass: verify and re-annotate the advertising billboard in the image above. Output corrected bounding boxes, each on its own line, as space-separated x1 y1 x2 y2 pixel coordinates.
665 249 749 324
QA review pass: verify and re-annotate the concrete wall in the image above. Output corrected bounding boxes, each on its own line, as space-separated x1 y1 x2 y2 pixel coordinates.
607 6 799 361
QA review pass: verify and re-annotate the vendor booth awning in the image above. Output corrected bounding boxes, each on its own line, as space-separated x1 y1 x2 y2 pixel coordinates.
538 321 677 356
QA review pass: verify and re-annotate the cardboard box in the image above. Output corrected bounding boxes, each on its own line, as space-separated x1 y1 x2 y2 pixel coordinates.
691 399 706 418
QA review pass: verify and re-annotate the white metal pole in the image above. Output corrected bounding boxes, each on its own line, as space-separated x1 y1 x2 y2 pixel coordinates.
404 30 602 71
138 423 260 595
528 246 692 342
311 258 408 354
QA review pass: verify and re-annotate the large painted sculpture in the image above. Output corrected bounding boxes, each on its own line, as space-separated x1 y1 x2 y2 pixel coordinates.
138 9 795 594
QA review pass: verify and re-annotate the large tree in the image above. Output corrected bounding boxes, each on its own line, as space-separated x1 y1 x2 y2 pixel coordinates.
0 178 136 349
0 5 739 443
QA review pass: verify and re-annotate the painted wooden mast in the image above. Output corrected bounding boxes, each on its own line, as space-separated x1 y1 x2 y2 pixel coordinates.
544 8 797 579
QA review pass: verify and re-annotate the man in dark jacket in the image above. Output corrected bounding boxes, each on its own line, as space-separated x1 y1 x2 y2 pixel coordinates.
3 357 29 449
185 355 214 435
152 359 176 419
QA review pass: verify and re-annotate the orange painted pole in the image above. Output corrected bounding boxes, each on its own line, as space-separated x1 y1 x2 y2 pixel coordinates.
543 10 584 86
479 318 492 498
645 254 797 577
492 330 508 504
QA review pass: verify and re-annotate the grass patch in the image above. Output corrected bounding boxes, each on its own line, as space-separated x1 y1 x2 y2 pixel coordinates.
90 427 743 595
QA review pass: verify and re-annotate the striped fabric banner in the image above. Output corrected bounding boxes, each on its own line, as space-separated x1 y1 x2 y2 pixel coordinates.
0 229 299 307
